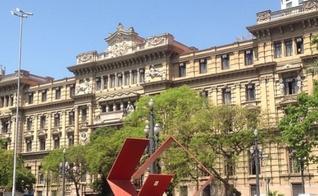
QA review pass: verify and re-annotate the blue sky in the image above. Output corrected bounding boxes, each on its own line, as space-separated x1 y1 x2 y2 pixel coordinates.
0 1 280 80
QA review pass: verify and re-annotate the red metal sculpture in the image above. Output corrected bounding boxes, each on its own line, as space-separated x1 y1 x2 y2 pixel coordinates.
107 136 214 196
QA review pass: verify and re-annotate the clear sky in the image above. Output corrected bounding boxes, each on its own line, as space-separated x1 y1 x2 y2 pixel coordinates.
0 1 280 80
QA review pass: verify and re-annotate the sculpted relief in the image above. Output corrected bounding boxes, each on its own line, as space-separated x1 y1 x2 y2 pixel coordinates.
145 65 166 82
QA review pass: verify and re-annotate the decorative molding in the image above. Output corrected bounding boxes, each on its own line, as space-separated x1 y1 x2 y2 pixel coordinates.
257 10 271 23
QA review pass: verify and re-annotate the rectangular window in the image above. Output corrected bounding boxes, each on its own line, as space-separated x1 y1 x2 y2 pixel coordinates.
179 63 186 77
10 95 13 106
199 59 207 73
221 54 230 70
38 167 44 184
180 186 188 196
69 112 75 125
27 118 32 131
222 88 231 104
288 148 300 173
40 116 46 129
292 184 302 196
284 78 298 95
296 37 304 54
103 76 108 89
54 114 60 127
125 72 130 85
132 70 138 84
285 39 293 56
70 85 75 97
82 108 87 122
110 75 115 88
68 135 74 146
39 138 46 151
96 77 101 90
55 87 61 99
246 84 256 101
26 140 32 152
108 104 114 112
249 156 260 175
250 185 256 196
53 136 60 149
139 69 145 83
41 90 47 102
1 121 9 133
118 73 123 87
116 103 121 111
245 50 253 65
286 2 293 8
224 161 235 176
81 171 87 182
274 42 282 58
28 93 34 104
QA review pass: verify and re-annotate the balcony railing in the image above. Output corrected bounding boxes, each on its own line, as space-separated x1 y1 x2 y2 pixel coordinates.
257 0 318 23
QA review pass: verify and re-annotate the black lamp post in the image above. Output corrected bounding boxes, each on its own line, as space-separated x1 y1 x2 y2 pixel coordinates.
144 98 161 174
59 149 69 196
249 129 262 196
299 157 305 194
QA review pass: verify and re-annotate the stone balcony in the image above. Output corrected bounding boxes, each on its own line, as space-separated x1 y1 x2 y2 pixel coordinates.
256 0 318 23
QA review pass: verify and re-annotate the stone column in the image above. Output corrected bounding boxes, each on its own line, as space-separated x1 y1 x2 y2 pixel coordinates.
267 76 276 114
74 106 79 144
88 104 93 135
259 76 268 111
235 83 241 104
61 110 66 146
211 86 218 105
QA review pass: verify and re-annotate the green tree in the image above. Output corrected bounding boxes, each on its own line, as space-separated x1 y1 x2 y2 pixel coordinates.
278 80 318 163
125 85 262 196
85 126 144 196
0 145 36 192
41 145 88 196
190 104 262 196
125 85 204 195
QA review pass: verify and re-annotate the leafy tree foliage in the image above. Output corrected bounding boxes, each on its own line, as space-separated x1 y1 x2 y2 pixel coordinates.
125 85 262 196
41 145 88 196
278 80 318 163
0 139 36 192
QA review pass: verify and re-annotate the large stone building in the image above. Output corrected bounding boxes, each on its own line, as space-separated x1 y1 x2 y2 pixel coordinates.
1 1 318 196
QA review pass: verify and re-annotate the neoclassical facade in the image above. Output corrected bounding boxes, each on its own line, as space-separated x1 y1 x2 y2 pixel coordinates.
1 1 318 196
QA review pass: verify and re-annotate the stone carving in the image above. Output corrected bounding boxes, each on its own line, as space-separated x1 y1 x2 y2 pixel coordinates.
76 79 92 94
297 76 302 92
147 35 165 46
125 101 135 116
112 34 129 57
77 51 96 63
303 0 318 11
145 65 166 82
257 10 271 23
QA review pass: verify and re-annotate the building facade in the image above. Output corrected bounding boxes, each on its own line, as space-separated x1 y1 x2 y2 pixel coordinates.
281 0 307 9
1 1 318 196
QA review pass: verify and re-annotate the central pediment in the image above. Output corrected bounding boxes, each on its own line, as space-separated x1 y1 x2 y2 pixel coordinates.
104 23 144 57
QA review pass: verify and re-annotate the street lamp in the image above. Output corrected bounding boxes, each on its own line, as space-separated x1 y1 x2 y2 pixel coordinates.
249 129 262 196
59 149 69 196
144 98 161 173
10 7 33 196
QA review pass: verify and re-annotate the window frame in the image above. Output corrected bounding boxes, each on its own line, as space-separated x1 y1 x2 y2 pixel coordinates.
221 54 230 70
199 59 207 74
285 39 293 56
245 50 253 65
274 42 282 58
179 63 186 77
222 88 232 104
